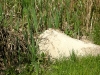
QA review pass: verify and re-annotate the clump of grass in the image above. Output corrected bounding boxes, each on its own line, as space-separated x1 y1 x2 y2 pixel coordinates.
92 22 100 45
42 55 100 75
18 51 100 75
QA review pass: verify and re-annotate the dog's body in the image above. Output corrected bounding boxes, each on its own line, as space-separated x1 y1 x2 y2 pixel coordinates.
38 28 100 59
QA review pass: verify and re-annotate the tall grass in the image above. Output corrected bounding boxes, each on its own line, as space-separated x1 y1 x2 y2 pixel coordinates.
1 0 100 75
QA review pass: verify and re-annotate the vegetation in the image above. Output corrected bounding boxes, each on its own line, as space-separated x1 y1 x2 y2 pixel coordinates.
42 55 100 75
0 0 100 75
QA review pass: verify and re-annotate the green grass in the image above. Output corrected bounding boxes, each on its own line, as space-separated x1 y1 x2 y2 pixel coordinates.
19 55 100 75
44 56 100 75
1 0 100 75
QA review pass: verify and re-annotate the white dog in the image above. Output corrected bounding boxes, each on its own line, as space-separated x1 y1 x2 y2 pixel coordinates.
38 28 100 59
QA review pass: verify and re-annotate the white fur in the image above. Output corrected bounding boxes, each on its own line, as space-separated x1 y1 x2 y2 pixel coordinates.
38 28 100 59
